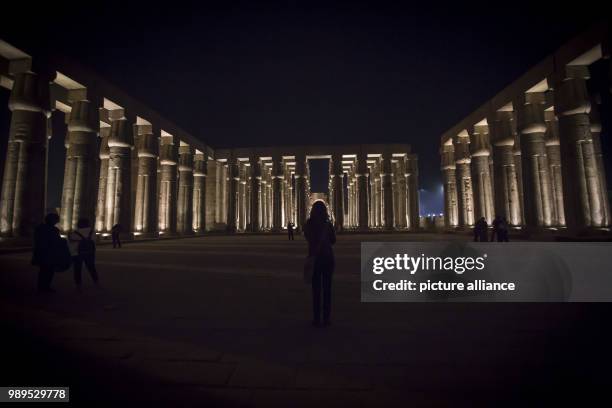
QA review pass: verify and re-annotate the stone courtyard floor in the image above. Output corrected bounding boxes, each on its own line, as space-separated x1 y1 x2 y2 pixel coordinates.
1 233 611 406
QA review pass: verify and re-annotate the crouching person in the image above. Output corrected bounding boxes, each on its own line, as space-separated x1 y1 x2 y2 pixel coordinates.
68 218 99 290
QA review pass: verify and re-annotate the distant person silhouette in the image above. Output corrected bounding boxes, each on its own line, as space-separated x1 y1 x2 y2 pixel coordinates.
490 216 502 242
68 218 99 290
473 217 488 242
32 213 65 292
303 201 336 327
287 222 295 240
111 224 122 248
499 217 509 242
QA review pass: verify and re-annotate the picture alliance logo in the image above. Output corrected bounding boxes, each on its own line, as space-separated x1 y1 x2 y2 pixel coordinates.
372 253 488 275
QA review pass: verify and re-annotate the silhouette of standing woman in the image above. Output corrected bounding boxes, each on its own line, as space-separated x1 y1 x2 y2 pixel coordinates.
303 201 336 327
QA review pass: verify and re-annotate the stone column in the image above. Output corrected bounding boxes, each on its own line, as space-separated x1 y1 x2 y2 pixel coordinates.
469 124 494 223
238 165 248 231
397 160 408 229
545 111 565 227
331 153 344 230
381 156 394 230
513 133 525 224
104 117 133 233
226 158 239 232
441 144 458 228
177 143 194 234
158 135 177 234
357 153 369 230
133 124 158 235
1 72 49 237
249 158 261 231
374 162 382 228
272 157 283 231
454 134 474 227
295 155 307 229
554 66 609 229
515 91 554 229
59 100 98 232
95 127 110 231
488 110 521 226
590 96 610 226
406 156 420 230
193 152 207 233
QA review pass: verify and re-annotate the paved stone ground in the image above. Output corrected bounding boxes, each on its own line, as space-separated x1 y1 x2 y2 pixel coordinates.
1 233 611 407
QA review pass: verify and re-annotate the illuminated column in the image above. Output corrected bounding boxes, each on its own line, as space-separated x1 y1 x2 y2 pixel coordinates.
193 151 207 233
331 153 344 230
406 156 420 230
516 90 554 228
104 117 133 233
488 110 522 226
249 157 261 231
59 99 98 232
357 153 369 230
544 111 565 227
381 155 394 229
441 144 458 228
226 158 239 232
272 157 283 231
454 134 474 227
295 155 307 229
133 123 158 235
0 72 49 237
214 161 222 223
158 134 177 234
554 66 609 229
513 133 525 224
177 143 194 234
374 162 382 228
590 96 610 226
394 163 404 229
95 127 110 231
469 123 494 223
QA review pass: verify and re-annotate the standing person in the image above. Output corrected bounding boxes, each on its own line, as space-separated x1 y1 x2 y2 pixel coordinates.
303 201 336 327
287 222 295 241
32 213 62 292
111 224 122 248
473 217 488 242
68 218 99 290
490 216 502 242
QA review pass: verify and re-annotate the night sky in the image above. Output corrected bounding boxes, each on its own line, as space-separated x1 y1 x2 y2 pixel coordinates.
0 1 607 214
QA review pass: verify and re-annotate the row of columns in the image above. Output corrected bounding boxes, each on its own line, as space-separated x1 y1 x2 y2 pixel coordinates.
442 64 610 233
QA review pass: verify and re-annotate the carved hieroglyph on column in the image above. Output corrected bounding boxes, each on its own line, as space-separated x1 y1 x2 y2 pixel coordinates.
488 109 522 226
0 72 49 237
555 66 609 229
515 90 554 228
469 123 494 223
177 143 194 234
133 122 158 235
59 99 99 232
192 151 207 233
441 143 458 228
454 133 474 227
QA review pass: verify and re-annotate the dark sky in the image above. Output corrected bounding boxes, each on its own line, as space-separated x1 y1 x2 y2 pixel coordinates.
0 1 607 213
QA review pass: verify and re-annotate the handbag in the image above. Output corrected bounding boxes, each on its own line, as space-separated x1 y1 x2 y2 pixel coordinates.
303 224 327 284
